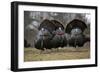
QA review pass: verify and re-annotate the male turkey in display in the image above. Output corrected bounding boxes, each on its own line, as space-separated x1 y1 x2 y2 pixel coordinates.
65 19 88 47
50 20 67 48
35 19 56 50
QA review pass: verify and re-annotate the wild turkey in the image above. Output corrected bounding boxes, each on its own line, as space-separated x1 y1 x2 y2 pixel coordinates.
51 20 67 48
35 19 55 50
65 19 88 47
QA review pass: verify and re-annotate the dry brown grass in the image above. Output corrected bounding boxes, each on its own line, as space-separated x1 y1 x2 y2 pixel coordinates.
24 47 90 62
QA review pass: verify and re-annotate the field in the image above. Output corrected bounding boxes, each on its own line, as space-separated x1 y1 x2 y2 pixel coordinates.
24 46 90 62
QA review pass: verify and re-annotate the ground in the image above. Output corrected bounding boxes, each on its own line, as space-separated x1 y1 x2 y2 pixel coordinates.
24 46 90 62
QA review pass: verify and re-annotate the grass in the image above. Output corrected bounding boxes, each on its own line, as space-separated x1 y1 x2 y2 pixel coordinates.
24 46 90 62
